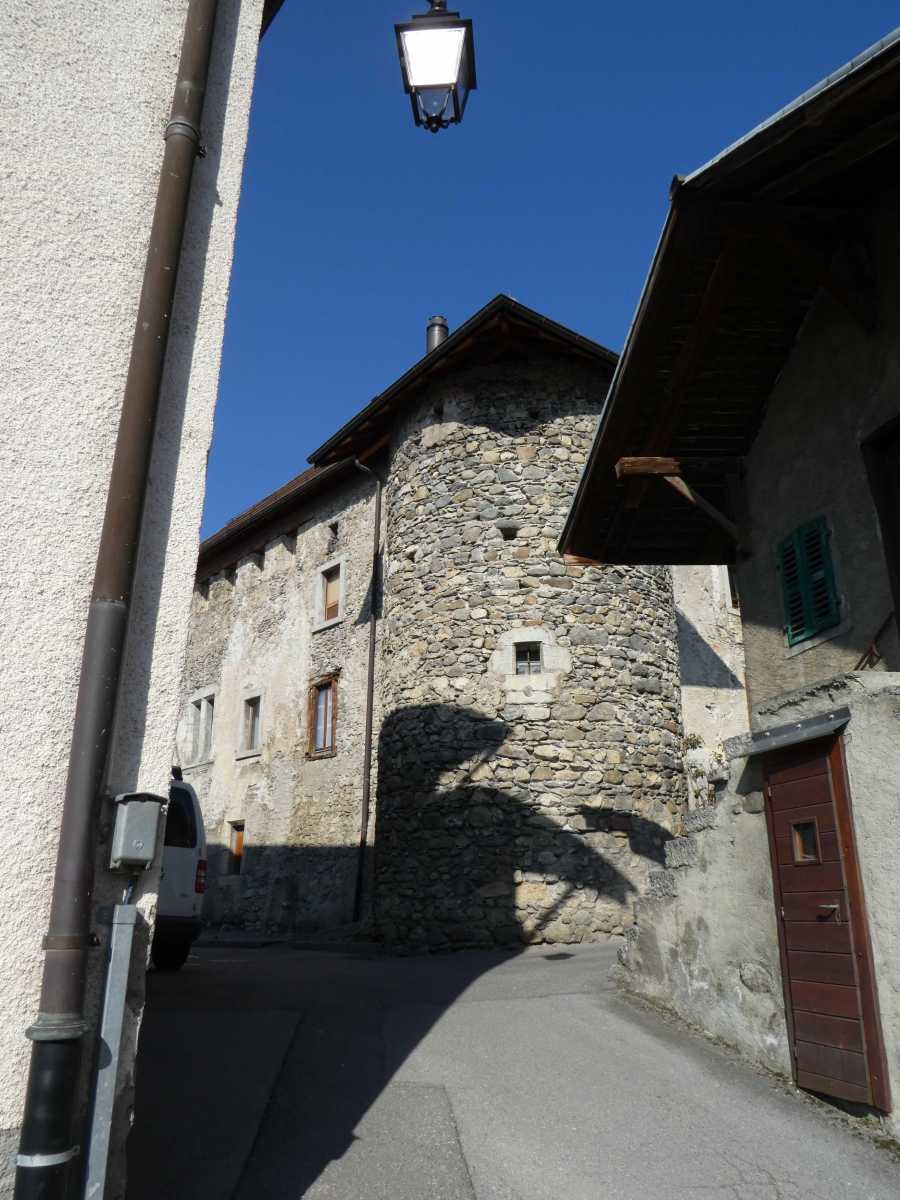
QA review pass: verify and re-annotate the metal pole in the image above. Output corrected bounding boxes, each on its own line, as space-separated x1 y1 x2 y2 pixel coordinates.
15 5 220 1196
83 906 138 1200
352 461 383 923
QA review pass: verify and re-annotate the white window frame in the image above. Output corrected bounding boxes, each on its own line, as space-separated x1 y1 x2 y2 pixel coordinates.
313 554 347 633
236 691 263 760
188 689 216 765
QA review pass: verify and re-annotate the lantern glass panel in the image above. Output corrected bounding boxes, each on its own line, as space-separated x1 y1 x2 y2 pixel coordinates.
417 87 453 122
400 26 466 87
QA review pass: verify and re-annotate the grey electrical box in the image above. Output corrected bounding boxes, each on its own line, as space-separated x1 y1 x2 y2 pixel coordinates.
109 793 164 872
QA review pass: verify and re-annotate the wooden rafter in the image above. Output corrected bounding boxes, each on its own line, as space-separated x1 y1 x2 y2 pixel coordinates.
623 239 742 510
757 106 900 201
615 455 745 549
715 201 876 335
662 474 743 547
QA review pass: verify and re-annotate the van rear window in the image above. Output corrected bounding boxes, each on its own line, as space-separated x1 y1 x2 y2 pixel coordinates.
165 788 197 849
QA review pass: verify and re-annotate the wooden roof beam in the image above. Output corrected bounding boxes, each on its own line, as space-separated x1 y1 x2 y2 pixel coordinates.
756 106 900 201
714 201 876 334
662 475 744 548
624 239 742 509
615 455 744 478
616 455 745 549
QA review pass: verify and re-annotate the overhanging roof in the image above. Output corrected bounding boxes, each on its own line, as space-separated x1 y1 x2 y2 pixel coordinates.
261 0 286 38
200 296 615 576
198 460 356 577
560 27 900 566
309 295 616 466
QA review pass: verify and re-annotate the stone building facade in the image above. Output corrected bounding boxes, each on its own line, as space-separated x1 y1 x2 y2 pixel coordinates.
181 297 734 949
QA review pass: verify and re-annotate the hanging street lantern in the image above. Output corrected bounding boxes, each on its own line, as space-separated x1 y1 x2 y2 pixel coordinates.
395 1 477 133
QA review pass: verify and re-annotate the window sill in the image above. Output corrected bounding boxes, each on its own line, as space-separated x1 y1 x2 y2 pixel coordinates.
183 758 214 771
784 616 852 659
306 749 337 760
235 748 262 762
312 615 344 634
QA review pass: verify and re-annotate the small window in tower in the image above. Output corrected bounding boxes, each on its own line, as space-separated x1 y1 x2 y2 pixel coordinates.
498 523 519 542
227 821 245 875
515 642 543 675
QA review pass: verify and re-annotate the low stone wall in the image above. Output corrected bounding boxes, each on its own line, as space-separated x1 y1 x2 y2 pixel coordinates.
619 773 790 1077
620 672 900 1136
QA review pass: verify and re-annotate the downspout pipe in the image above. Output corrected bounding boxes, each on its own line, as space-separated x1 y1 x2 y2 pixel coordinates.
352 460 383 923
15 4 220 1196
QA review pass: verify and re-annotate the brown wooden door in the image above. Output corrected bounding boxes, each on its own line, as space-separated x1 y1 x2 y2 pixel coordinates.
764 735 891 1111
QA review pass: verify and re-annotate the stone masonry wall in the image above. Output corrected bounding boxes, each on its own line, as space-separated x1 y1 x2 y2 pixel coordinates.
375 358 686 949
181 473 380 935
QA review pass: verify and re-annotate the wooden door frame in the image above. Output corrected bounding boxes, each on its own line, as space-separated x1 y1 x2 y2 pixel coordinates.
763 733 892 1112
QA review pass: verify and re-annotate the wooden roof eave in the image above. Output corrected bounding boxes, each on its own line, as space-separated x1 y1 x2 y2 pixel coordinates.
560 191 870 565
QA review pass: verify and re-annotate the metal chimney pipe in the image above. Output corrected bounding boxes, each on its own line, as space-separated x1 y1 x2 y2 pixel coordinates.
426 315 449 354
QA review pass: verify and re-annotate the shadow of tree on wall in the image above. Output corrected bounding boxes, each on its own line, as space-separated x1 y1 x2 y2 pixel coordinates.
374 704 673 947
128 702 675 1199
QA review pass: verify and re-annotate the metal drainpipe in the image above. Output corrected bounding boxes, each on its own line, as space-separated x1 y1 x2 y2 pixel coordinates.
14 4 220 1196
352 460 383 922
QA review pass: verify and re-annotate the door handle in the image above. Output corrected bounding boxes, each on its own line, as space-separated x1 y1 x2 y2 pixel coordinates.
817 903 840 922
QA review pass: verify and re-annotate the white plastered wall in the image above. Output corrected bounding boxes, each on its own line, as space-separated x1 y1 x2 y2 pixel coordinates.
0 1 265 1191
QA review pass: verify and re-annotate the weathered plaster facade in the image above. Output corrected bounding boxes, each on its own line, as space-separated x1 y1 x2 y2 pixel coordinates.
181 310 742 953
737 206 900 707
558 36 900 1130
605 204 900 1123
622 673 900 1139
181 474 381 933
0 2 266 1193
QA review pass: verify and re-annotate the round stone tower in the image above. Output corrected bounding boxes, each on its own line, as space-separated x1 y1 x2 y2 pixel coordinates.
373 349 685 950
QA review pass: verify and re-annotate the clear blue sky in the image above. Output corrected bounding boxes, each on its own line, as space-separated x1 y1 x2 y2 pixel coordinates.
202 0 898 536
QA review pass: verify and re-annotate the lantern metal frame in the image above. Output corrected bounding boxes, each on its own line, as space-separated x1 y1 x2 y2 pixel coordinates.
394 1 477 133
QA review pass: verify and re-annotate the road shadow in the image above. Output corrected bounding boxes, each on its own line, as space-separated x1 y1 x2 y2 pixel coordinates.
128 702 674 1198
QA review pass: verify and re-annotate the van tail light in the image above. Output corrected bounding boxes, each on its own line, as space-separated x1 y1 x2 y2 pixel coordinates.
195 859 208 894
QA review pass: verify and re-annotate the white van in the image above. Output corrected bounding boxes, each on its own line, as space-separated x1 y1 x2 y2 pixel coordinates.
151 774 207 970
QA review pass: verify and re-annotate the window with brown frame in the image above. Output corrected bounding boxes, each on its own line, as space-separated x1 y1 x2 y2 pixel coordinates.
308 676 337 756
323 565 341 622
227 821 245 875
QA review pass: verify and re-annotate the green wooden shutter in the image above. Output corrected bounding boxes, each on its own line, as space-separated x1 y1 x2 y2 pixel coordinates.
777 518 841 646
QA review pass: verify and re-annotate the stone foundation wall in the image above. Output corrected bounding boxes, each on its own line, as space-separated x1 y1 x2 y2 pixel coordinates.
375 359 686 949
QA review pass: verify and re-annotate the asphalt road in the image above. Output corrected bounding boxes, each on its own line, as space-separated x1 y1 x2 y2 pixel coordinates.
127 942 899 1200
